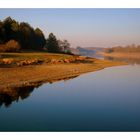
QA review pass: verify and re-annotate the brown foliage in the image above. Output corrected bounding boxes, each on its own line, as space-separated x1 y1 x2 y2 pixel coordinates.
0 40 21 52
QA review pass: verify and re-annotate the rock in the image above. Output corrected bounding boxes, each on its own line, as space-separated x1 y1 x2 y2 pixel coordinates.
58 60 64 63
64 59 70 63
50 59 57 64
16 61 21 66
16 59 43 66
2 58 14 64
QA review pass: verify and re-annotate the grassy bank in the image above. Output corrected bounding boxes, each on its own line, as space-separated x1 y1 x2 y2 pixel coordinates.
0 52 76 66
0 52 126 89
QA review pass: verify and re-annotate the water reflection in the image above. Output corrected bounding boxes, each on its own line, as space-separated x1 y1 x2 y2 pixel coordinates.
0 85 39 107
104 56 140 65
0 64 140 131
0 76 78 108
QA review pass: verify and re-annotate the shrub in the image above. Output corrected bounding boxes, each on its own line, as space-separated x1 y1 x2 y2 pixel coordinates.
0 40 21 52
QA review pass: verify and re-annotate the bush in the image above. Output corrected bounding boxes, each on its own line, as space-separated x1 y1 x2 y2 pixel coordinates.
0 40 21 52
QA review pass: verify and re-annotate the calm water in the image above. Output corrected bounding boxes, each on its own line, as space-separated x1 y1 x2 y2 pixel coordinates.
0 63 140 131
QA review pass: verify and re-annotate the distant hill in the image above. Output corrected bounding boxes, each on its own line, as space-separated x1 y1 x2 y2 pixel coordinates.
71 47 104 58
70 47 80 55
87 47 105 51
105 45 140 53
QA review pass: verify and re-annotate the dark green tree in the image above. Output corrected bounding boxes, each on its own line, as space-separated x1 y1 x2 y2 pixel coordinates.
19 22 35 50
45 33 60 53
0 17 46 51
34 28 46 50
0 21 6 43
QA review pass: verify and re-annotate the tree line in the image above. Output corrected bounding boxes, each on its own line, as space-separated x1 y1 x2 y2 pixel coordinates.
0 17 72 54
105 44 140 53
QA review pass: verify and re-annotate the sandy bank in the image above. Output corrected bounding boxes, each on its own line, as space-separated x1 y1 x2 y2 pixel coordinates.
0 59 126 89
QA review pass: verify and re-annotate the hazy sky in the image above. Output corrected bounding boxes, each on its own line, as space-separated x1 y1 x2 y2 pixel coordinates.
0 9 140 48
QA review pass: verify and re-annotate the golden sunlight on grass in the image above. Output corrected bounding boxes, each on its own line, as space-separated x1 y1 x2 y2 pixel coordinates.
0 52 126 89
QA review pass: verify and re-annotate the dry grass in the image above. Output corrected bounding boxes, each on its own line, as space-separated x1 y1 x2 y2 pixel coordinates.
0 52 75 61
0 56 126 89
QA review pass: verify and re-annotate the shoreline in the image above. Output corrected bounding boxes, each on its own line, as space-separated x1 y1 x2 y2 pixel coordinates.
102 52 140 59
0 59 126 90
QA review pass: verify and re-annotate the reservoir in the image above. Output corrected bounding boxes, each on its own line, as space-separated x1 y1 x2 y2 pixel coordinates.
0 63 140 131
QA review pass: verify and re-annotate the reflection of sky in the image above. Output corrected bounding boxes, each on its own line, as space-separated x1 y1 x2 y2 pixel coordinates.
0 9 140 48
0 65 140 131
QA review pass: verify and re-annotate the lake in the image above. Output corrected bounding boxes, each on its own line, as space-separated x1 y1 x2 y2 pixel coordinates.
0 60 140 131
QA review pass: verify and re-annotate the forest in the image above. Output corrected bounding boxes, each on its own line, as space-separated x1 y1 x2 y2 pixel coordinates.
0 17 71 54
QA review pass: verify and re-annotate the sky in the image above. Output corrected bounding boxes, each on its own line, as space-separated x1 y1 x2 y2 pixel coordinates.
0 9 140 48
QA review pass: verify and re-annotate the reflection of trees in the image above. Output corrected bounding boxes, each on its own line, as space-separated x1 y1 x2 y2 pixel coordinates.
105 56 140 65
0 75 79 108
0 86 36 107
